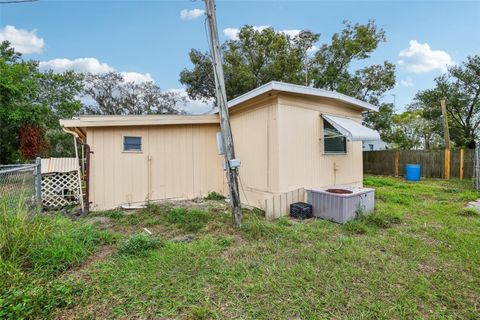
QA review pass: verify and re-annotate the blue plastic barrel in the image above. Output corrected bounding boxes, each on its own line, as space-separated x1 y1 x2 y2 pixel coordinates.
405 164 421 181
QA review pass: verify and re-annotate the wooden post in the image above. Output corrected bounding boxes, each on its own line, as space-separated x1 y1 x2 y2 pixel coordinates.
460 148 464 180
35 157 42 210
444 148 451 180
394 149 400 177
205 0 242 226
441 98 451 180
440 99 450 149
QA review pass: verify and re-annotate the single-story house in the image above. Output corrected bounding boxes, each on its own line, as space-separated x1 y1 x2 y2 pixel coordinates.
60 81 380 217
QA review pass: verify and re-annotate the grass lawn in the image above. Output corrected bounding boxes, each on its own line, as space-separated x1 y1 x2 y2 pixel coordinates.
2 176 480 319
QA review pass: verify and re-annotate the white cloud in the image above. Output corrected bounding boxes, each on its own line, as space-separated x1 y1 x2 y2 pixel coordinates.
39 58 113 74
180 8 205 20
399 77 414 87
121 72 154 83
223 28 240 40
398 40 454 73
39 57 153 83
223 25 269 40
280 29 301 37
0 25 44 54
167 88 213 114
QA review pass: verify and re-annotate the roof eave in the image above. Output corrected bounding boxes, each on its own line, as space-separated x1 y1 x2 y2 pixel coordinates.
225 81 379 112
59 114 220 129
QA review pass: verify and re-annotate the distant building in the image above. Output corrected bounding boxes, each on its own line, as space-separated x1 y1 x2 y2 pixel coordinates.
363 140 388 151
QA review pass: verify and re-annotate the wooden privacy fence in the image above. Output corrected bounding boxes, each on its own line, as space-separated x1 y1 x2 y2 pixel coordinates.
363 149 474 179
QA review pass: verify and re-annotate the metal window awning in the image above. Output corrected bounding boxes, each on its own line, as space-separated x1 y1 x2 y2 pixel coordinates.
323 115 381 141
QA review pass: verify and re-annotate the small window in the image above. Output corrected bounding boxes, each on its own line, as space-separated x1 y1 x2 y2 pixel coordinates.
369 144 374 151
123 136 142 152
323 119 347 154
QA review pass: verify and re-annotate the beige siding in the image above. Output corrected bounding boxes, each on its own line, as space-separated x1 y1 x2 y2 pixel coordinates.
85 92 366 213
230 98 279 207
228 93 365 210
277 94 363 191
87 124 224 211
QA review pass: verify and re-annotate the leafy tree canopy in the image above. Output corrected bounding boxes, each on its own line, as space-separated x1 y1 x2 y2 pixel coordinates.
82 72 186 115
0 41 83 163
180 21 395 107
409 55 480 148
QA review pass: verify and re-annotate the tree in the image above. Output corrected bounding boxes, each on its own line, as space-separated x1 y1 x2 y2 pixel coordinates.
82 72 186 115
180 26 319 103
180 22 395 107
409 55 480 148
311 21 395 105
364 104 442 149
363 103 395 142
0 41 83 163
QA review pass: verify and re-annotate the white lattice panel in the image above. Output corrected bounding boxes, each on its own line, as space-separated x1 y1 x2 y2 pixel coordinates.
41 171 81 209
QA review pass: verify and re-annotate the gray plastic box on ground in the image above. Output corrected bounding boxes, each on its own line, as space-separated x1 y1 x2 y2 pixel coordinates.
306 187 375 224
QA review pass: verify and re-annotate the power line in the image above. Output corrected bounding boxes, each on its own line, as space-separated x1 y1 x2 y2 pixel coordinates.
0 0 38 4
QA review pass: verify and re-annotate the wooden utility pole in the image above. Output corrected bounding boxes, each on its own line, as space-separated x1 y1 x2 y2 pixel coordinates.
204 0 242 226
441 98 451 179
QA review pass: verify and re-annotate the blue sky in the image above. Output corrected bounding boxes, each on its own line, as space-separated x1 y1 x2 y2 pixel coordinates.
1 0 479 113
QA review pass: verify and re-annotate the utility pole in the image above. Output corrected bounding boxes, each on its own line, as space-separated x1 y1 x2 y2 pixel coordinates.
440 98 450 149
204 0 242 226
441 98 451 179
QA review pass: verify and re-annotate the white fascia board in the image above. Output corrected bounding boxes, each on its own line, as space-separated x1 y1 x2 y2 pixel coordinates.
225 81 379 112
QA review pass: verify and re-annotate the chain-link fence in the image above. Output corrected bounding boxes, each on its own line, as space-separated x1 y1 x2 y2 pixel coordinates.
0 158 41 212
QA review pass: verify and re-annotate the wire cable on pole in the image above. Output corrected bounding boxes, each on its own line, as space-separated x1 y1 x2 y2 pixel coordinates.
0 0 38 4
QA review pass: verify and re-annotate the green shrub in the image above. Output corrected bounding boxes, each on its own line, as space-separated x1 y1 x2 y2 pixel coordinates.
166 208 211 232
118 233 163 256
204 191 225 201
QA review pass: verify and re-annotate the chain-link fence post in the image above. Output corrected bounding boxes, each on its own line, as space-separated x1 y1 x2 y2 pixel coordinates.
35 157 42 210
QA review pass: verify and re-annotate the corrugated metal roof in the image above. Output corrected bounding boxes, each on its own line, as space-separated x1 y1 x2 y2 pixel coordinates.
41 158 78 174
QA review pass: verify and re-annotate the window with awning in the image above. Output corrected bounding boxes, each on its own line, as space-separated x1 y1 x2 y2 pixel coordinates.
322 115 381 142
322 115 381 154
323 119 347 154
